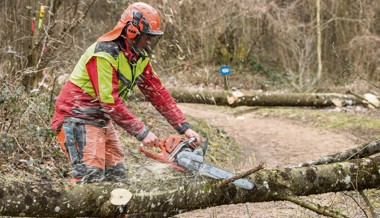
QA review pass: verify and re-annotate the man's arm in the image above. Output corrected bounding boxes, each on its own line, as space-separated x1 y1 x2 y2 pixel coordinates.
137 64 200 144
136 63 191 134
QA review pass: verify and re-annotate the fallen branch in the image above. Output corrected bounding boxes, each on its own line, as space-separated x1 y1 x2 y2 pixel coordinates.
281 195 348 218
300 139 380 167
359 190 378 218
341 191 369 218
347 91 379 109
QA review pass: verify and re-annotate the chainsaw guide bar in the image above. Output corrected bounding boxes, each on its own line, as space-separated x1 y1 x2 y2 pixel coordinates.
140 135 254 190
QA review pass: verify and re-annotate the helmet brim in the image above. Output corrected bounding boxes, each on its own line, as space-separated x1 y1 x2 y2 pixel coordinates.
141 29 164 36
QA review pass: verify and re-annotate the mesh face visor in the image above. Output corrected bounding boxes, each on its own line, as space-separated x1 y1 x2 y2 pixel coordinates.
133 33 162 56
133 17 163 56
145 34 162 54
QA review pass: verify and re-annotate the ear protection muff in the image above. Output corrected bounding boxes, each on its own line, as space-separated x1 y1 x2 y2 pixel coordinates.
126 11 143 39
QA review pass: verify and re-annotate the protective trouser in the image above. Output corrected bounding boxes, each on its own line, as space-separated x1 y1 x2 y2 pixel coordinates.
56 120 127 183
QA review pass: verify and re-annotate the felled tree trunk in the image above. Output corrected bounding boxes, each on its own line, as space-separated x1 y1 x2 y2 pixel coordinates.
134 88 363 107
1 157 379 217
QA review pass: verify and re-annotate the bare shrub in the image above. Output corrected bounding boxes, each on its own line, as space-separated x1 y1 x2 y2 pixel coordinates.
348 35 380 82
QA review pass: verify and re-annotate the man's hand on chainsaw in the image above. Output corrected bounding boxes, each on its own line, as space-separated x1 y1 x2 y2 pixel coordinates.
184 128 201 146
141 132 158 147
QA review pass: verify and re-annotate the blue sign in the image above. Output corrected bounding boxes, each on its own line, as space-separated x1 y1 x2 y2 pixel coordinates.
219 66 231 76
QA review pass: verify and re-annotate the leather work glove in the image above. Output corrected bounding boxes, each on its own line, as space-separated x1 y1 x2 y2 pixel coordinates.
142 131 158 147
184 128 201 146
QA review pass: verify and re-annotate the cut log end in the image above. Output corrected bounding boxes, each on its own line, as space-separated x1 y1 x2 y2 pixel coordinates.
110 188 133 206
227 90 244 105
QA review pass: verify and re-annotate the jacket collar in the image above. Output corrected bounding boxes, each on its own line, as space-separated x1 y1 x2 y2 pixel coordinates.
115 37 138 64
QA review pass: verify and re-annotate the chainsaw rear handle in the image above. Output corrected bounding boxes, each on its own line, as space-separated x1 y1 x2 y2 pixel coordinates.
139 141 173 163
139 137 197 162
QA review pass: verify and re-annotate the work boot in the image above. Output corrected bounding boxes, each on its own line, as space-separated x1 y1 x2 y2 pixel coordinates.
80 166 105 183
105 163 128 183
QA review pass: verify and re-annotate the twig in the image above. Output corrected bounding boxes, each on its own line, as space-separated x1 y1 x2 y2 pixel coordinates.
10 134 32 159
346 90 378 109
219 162 264 187
49 75 57 114
359 190 378 218
341 191 368 218
245 203 252 218
332 43 380 90
282 195 348 218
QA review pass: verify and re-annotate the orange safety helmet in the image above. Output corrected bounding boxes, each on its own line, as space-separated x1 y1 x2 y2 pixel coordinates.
97 2 163 42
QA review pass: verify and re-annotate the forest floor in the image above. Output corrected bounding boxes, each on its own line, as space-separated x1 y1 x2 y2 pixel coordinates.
175 103 380 218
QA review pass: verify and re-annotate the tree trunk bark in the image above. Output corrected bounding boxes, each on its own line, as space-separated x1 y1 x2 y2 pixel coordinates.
1 157 379 217
134 88 363 107
316 0 323 81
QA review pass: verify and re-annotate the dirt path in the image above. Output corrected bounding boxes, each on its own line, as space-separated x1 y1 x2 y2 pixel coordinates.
176 103 362 218
178 103 358 168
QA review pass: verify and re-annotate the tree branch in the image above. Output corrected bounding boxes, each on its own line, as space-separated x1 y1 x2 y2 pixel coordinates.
359 190 378 218
300 139 380 167
281 195 348 218
341 191 369 218
219 163 264 187
332 43 380 90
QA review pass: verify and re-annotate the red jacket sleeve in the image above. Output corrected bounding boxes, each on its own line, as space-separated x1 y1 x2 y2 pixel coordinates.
86 57 147 139
137 62 188 131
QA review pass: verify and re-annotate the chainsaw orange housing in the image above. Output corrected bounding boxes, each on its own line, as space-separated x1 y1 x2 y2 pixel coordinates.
140 135 186 171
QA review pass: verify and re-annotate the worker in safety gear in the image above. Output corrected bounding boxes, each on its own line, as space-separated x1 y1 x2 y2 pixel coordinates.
52 2 200 183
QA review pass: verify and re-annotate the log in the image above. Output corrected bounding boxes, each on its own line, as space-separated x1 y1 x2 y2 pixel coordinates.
301 139 380 167
134 88 364 107
1 157 379 217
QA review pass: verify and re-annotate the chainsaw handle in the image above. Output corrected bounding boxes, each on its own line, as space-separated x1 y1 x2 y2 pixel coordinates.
139 136 197 164
187 137 197 149
139 141 174 163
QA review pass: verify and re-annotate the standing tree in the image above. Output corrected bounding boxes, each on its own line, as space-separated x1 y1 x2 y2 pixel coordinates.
316 0 323 82
1 0 97 90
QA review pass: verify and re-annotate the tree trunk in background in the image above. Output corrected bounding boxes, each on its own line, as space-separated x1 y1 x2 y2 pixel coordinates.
1 0 97 90
0 157 379 217
134 88 363 107
316 0 322 81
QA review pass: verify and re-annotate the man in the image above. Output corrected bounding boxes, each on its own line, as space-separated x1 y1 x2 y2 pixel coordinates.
52 2 200 183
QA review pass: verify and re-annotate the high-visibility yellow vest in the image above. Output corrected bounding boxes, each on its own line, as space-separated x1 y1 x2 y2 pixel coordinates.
69 41 149 104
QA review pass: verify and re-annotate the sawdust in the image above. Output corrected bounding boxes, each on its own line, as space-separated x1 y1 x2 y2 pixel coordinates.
176 103 372 218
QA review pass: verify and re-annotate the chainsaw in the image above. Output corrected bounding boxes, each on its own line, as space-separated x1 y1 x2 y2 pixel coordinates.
140 135 254 190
